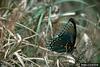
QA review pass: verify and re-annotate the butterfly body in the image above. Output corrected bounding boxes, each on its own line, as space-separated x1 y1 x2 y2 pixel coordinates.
46 18 77 53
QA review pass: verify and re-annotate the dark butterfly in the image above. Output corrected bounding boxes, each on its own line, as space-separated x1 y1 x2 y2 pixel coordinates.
46 18 77 53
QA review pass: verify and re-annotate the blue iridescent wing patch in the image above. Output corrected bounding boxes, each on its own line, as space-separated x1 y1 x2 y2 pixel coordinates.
46 18 77 53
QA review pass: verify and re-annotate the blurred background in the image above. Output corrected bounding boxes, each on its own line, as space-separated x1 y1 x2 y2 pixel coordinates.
0 0 100 67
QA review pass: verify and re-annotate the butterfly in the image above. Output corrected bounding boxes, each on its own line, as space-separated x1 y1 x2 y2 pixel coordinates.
46 18 77 53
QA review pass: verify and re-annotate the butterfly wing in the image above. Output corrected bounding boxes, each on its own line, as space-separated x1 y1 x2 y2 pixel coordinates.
65 18 77 53
46 18 77 53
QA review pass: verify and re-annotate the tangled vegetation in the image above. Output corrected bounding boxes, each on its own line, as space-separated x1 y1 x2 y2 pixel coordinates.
0 0 100 67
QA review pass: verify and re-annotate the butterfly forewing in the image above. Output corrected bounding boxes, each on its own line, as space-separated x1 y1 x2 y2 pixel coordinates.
46 18 77 53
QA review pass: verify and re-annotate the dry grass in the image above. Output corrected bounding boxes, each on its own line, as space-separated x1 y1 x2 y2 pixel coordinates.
0 0 100 67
